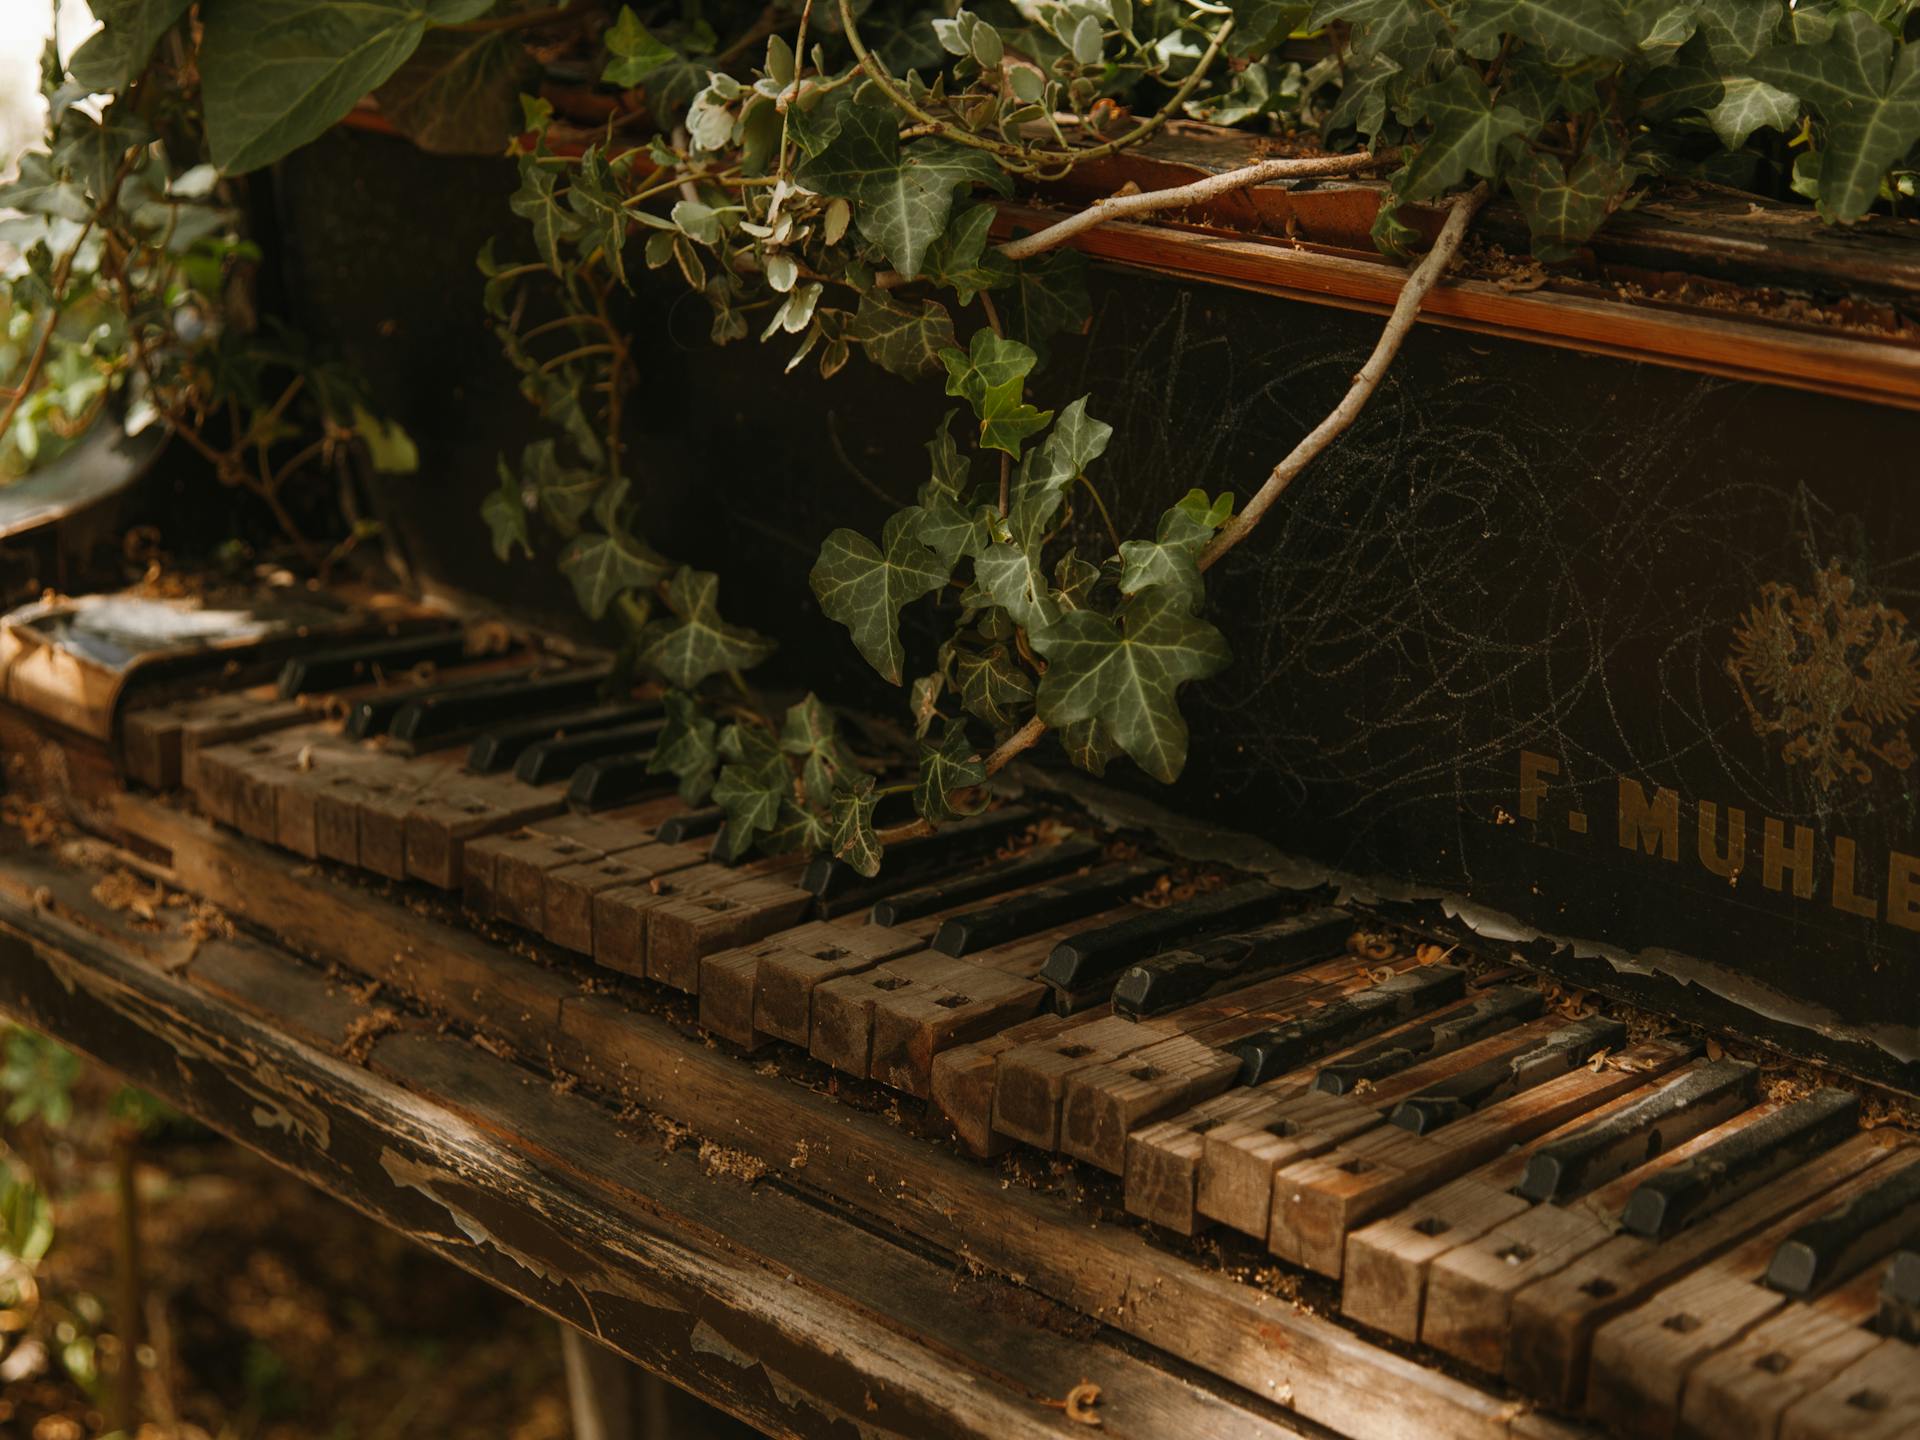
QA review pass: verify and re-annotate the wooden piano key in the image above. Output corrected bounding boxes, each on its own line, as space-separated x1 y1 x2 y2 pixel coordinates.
991 951 1388 1152
515 720 663 785
1418 1066 1770 1372
344 660 540 739
930 1007 1103 1157
542 841 707 954
932 859 1168 958
1677 1262 1889 1440
1195 1015 1586 1242
1881 1249 1920 1340
404 775 568 889
1621 1087 1862 1239
1035 879 1296 1005
466 702 658 773
1586 1146 1919 1438
315 774 376 866
814 950 1044 1081
737 919 930 1048
123 687 303 791
654 805 724 844
1109 907 1354 1018
1385 1014 1631 1135
389 667 614 747
800 806 1040 916
644 866 812 992
1764 1147 1920 1298
868 839 1102 927
277 627 468 696
1235 966 1472 1084
867 969 1049 1098
1504 1127 1902 1408
355 775 429 879
1269 1033 1693 1278
472 798 685 924
271 736 395 858
1125 1085 1290 1233
1778 1335 1920 1440
566 751 674 811
1315 986 1546 1095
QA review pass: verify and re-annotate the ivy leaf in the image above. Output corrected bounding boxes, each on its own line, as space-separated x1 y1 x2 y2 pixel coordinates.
69 0 192 92
829 776 883 877
511 147 583 270
910 671 946 737
646 690 720 804
925 204 1012 302
1228 2 1312 56
1402 67 1535 201
1018 396 1113 517
0 153 90 223
351 404 418 474
1000 252 1092 360
811 510 951 684
795 95 1011 277
712 723 789 859
1030 589 1231 783
375 26 537 155
924 410 972 499
521 439 598 536
559 531 673 621
955 643 1035 728
940 331 1053 456
1054 553 1102 612
1747 12 1920 222
913 495 990 569
916 719 987 822
1506 143 1627 260
482 458 531 562
850 290 957 380
760 798 833 856
1694 0 1782 68
779 693 862 805
1058 716 1122 777
201 0 496 174
1118 488 1233 612
601 6 709 118
1706 76 1800 149
568 150 631 287
639 569 778 688
1453 0 1635 62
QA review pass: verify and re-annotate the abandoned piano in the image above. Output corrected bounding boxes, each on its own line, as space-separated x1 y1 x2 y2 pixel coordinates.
1 135 1917 1440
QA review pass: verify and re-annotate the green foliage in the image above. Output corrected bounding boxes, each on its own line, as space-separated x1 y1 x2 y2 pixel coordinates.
1 1029 79 1130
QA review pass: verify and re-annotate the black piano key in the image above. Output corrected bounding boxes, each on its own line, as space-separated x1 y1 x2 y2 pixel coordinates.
1388 1015 1632 1136
1880 1250 1920 1341
1312 985 1546 1095
516 721 668 786
1038 879 1295 997
656 806 725 844
1110 908 1351 1019
869 838 1103 927
1619 1087 1861 1240
345 666 541 739
802 807 1040 916
1515 1059 1759 1203
277 627 467 697
1764 1153 1920 1298
390 668 614 745
931 858 1170 957
566 751 671 812
1235 965 1470 1086
467 703 661 773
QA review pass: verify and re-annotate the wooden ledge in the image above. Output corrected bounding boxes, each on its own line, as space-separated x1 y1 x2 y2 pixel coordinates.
0 797 1593 1440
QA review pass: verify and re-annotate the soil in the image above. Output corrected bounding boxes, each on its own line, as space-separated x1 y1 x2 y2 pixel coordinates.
1 1082 572 1440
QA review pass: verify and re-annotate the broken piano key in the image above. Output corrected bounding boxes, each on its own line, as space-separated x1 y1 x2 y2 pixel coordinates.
1037 879 1297 1005
801 807 1041 916
932 858 1169 959
869 839 1102 927
1313 984 1545 1094
277 626 468 697
1235 965 1470 1085
1111 908 1352 1019
516 721 667 785
1387 1015 1632 1135
389 667 614 746
466 702 661 772
1765 1150 1920 1298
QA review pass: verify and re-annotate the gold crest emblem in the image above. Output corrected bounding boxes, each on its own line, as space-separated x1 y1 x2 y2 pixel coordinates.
1727 565 1920 789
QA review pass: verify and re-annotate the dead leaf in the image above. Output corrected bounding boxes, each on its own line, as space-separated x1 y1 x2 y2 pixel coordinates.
1042 1380 1103 1427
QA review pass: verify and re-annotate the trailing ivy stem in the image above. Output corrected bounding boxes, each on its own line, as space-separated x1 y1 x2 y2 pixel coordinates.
836 0 1233 170
985 716 1048 776
996 150 1403 262
1199 182 1489 572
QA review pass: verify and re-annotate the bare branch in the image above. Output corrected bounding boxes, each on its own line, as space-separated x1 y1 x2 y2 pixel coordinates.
985 716 1048 776
1198 182 1490 573
997 150 1400 262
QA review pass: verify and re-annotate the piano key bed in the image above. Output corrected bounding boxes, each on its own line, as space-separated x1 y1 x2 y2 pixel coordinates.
2 623 1915 1440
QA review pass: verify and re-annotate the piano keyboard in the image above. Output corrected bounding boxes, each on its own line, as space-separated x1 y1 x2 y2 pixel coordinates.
82 624 1920 1438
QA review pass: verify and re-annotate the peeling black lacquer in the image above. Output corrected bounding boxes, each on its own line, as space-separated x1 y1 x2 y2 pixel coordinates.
1620 1088 1861 1239
1312 985 1544 1095
1388 1016 1632 1135
1038 880 1294 1001
467 703 662 773
1111 908 1352 1018
1235 965 1470 1086
932 859 1170 957
1764 1152 1920 1298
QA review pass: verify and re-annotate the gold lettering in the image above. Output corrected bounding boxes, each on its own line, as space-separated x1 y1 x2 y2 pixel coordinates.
1831 836 1878 918
1618 778 1679 861
1520 751 1559 821
1762 818 1815 898
1889 851 1920 932
1696 801 1746 879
